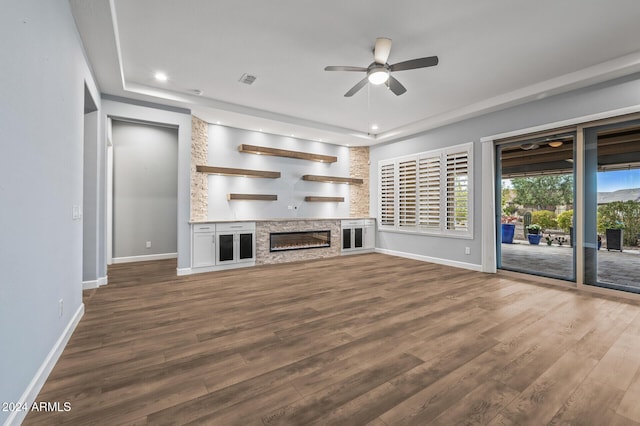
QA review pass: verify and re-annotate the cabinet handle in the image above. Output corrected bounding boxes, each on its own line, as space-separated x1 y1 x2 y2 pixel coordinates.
230 226 243 229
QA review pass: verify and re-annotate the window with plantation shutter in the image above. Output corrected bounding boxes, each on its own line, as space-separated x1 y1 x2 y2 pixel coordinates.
378 142 472 238
379 161 395 227
417 155 442 230
398 159 417 227
445 150 469 232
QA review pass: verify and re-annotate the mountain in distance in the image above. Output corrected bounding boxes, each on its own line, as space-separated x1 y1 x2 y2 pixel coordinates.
597 188 640 204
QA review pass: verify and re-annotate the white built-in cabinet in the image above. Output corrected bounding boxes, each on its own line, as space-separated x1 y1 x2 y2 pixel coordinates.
192 224 216 268
191 222 255 272
341 219 375 253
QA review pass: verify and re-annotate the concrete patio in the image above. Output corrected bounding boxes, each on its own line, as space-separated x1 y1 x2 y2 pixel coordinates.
501 239 640 292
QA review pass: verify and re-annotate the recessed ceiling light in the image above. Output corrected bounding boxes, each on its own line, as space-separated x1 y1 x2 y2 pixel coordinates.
216 121 221 125
371 124 379 131
291 134 295 137
259 128 263 132
154 72 168 82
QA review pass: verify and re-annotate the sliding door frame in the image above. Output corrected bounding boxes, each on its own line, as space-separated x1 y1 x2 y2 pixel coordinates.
481 107 640 301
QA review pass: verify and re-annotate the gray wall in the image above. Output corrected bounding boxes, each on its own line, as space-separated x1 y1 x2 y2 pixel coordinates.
102 98 192 270
112 120 178 258
207 125 351 220
370 73 640 268
0 1 100 423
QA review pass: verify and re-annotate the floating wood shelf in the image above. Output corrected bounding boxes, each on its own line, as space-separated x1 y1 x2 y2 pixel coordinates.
227 194 278 201
304 196 345 202
302 175 363 185
196 165 280 179
238 144 338 163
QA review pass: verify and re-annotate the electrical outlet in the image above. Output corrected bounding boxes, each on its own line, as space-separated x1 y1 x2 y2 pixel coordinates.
146 241 151 248
464 247 471 255
58 299 63 318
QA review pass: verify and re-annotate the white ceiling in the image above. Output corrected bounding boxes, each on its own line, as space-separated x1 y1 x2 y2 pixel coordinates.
70 0 640 146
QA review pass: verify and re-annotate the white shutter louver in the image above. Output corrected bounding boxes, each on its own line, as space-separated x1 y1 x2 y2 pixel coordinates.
379 162 395 227
418 155 441 230
445 150 469 231
398 159 417 227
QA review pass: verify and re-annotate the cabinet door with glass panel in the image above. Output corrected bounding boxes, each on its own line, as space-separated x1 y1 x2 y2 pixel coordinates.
216 222 256 265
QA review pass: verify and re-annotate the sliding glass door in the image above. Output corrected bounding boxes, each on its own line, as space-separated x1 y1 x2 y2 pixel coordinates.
584 121 640 294
497 132 576 281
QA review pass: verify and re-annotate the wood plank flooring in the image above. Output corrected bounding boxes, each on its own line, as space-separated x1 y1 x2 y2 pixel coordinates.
24 253 640 425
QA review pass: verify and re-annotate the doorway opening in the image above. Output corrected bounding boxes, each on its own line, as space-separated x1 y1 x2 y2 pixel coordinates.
82 83 100 288
109 119 179 263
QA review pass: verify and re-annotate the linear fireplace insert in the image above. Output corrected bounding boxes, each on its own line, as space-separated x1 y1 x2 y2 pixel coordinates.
270 230 331 252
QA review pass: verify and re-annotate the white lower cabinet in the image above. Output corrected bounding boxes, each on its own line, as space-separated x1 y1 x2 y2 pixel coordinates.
192 222 255 272
341 219 375 254
192 224 216 267
363 219 376 249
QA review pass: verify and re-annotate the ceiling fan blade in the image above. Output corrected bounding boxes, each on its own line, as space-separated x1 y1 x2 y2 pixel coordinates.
324 66 367 72
374 37 392 64
344 77 369 97
390 56 439 72
387 76 407 96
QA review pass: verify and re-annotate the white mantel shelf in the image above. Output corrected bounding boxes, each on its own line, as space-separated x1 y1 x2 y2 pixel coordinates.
190 217 374 224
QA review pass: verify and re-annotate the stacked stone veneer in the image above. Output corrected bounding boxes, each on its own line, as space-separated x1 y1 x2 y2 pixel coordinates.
349 146 370 217
256 220 341 265
190 115 208 221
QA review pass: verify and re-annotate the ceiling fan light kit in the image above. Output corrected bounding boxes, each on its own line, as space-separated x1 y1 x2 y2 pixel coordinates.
324 37 438 97
367 66 389 85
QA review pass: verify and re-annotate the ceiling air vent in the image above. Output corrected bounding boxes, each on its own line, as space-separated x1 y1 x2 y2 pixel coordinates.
238 73 257 85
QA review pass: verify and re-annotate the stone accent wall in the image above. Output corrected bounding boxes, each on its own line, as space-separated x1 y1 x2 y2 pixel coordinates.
191 115 208 221
349 146 370 217
256 220 341 265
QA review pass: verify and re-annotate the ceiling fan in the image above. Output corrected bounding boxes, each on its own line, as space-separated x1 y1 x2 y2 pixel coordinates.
324 37 439 97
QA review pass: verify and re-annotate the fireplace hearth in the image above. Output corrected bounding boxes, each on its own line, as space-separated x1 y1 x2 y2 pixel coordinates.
270 230 331 252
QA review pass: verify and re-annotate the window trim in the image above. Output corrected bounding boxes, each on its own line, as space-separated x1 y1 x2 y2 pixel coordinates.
378 142 473 239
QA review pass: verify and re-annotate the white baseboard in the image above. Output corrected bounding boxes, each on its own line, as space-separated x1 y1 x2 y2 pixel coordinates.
176 267 192 276
82 279 99 290
375 248 483 272
341 248 375 255
4 303 84 426
82 276 108 290
112 253 177 264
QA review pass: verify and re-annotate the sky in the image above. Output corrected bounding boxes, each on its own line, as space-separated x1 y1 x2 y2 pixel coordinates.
597 169 640 192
